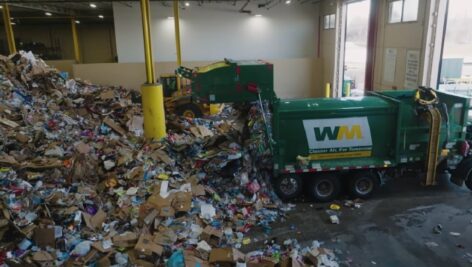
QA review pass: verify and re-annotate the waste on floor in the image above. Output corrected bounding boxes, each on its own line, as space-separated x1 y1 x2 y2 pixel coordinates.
0 52 338 266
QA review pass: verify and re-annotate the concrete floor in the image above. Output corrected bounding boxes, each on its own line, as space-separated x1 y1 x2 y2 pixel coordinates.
246 174 472 266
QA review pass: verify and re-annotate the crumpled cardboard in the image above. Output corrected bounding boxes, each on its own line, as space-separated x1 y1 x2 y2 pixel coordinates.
201 225 223 247
209 248 245 264
33 225 56 249
112 231 138 248
82 209 107 230
32 251 54 266
135 233 163 256
147 192 175 217
103 117 126 136
172 191 192 212
184 250 210 267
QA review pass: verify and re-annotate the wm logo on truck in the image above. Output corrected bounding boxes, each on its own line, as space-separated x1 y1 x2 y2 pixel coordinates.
303 117 372 158
314 125 363 141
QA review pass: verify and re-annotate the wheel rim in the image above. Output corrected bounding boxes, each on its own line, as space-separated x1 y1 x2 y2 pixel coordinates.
355 177 374 195
315 180 334 197
183 110 196 118
279 176 299 196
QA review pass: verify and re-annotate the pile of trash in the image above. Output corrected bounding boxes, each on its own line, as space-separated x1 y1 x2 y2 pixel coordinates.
0 51 338 266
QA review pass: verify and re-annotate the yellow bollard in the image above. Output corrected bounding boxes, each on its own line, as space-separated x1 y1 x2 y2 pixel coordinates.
141 84 166 139
345 82 351 97
325 83 331 98
209 104 220 115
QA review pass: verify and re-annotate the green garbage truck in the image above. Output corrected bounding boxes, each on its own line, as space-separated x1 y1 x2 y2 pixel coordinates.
176 59 472 201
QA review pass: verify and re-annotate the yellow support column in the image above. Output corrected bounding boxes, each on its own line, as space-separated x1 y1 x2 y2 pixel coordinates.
325 83 331 98
140 0 166 139
70 18 81 63
345 82 351 97
173 0 183 95
2 4 16 54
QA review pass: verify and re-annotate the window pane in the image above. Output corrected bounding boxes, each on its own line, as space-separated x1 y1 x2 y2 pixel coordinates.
329 14 336 28
403 0 419 22
388 0 403 23
324 15 330 29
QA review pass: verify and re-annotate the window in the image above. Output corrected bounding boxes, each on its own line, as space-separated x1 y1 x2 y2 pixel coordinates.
388 0 419 23
324 14 336 29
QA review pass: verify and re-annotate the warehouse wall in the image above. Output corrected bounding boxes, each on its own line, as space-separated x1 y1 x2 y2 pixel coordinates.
318 0 338 90
113 2 319 62
0 23 117 63
72 58 320 99
372 0 430 90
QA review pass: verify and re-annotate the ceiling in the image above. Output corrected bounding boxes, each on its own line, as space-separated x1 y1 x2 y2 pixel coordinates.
0 0 320 25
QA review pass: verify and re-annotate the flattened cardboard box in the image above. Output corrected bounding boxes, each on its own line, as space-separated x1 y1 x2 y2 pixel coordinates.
112 231 138 248
306 247 332 266
201 226 223 247
82 209 107 230
135 233 163 256
34 225 55 248
172 191 192 212
147 193 175 217
247 256 277 267
209 248 245 263
184 250 210 267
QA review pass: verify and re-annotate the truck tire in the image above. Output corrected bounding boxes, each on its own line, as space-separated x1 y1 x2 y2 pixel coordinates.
274 174 302 200
176 103 203 118
451 157 472 187
348 171 379 199
307 174 341 202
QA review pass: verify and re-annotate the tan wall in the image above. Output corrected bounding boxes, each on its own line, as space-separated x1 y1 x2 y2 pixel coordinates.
373 0 430 90
0 23 116 63
72 58 320 99
46 60 75 75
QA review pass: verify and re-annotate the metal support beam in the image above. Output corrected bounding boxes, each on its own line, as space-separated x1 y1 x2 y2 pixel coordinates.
70 18 81 63
422 0 448 88
364 0 380 91
140 0 155 84
2 4 16 54
332 0 346 98
173 0 182 95
139 0 166 139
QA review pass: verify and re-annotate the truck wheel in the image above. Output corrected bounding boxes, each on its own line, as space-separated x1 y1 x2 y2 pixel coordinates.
274 174 302 200
176 103 203 118
451 157 472 187
465 176 472 191
348 171 379 199
307 174 341 202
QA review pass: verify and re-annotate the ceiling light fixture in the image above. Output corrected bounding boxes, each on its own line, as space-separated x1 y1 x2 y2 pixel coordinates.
98 14 104 19
45 12 52 16
167 16 174 20
10 22 15 25
255 14 262 17
0 5 3 9
185 2 190 7
75 20 80 24
89 3 97 8
285 0 291 4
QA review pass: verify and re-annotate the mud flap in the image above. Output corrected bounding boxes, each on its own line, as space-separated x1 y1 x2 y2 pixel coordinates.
451 157 472 186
